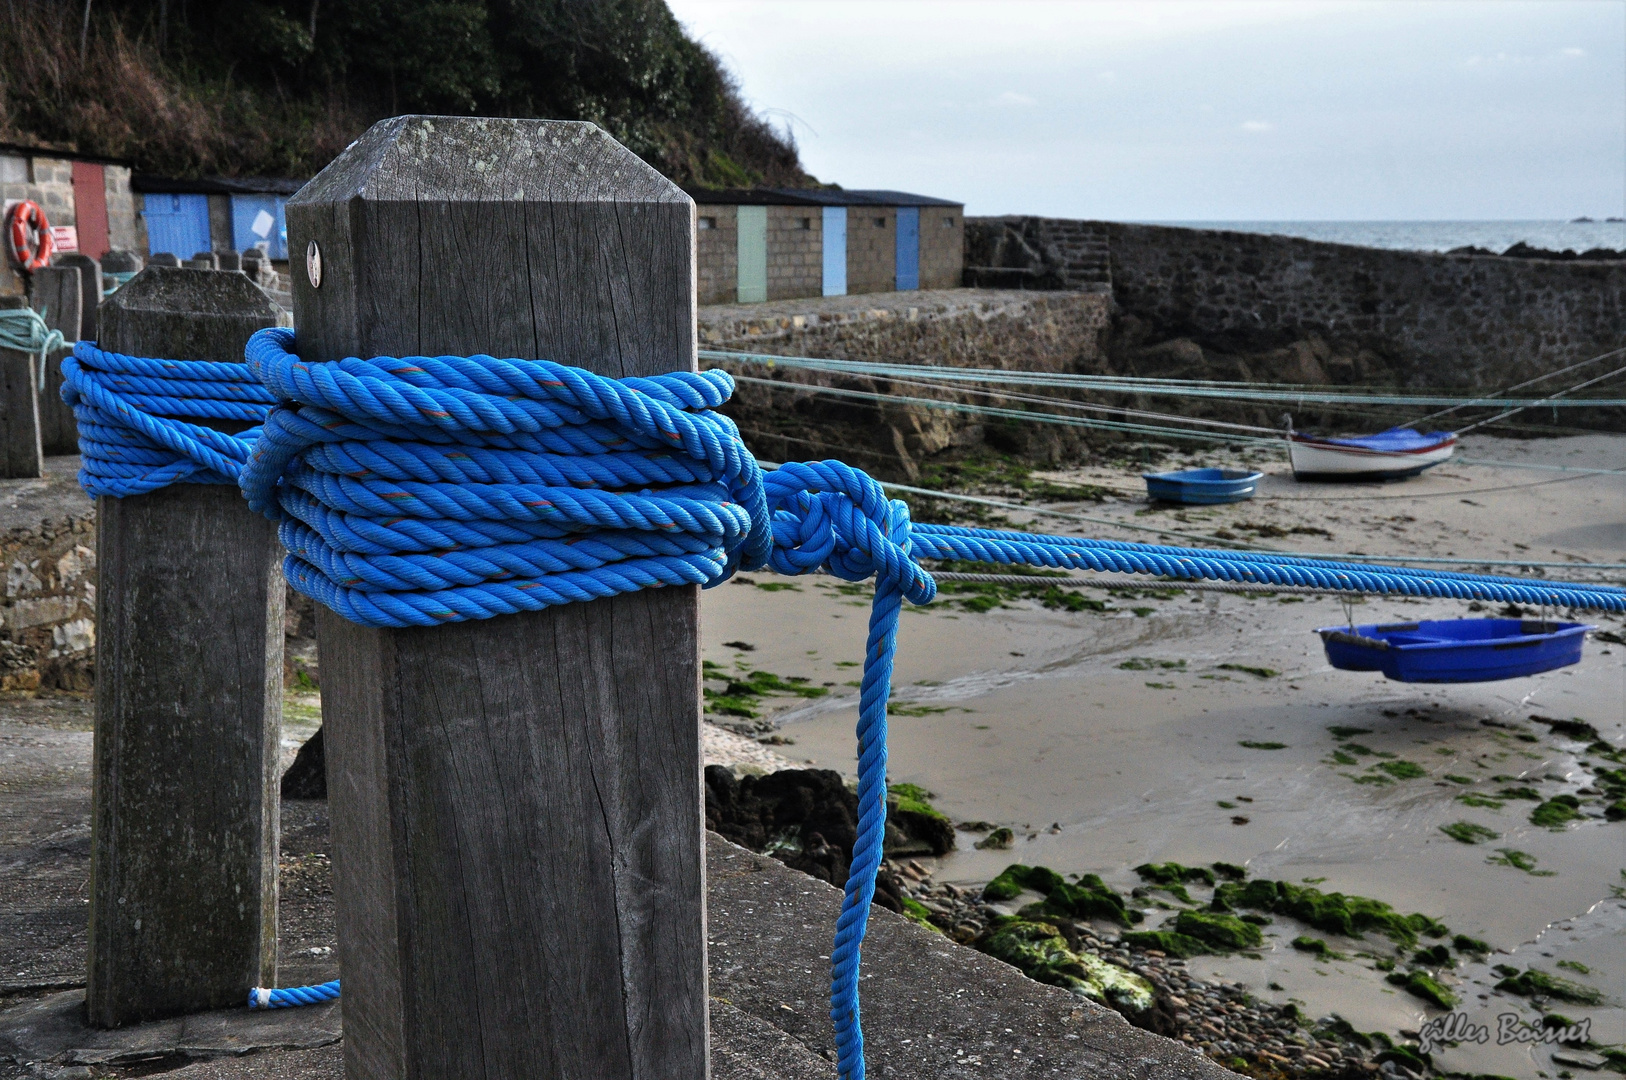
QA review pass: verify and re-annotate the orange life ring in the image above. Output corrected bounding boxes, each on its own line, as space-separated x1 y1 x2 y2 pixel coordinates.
6 200 54 271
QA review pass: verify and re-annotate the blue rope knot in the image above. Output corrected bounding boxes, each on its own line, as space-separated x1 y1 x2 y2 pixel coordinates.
62 341 275 495
764 460 936 605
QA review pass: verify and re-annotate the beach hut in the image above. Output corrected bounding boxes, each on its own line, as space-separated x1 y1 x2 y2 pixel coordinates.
131 174 303 263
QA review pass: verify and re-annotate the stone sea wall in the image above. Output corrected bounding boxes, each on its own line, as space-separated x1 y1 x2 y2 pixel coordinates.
967 216 1626 394
701 289 1114 478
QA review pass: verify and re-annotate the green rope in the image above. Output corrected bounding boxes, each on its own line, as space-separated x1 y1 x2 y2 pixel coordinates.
0 307 67 391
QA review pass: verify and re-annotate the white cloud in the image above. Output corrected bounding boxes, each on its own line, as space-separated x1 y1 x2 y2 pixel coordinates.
1562 47 1586 57
1240 120 1275 133
1097 71 1118 81
996 91 1038 107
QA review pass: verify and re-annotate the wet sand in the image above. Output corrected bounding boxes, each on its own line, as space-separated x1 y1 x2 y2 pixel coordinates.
702 434 1626 1079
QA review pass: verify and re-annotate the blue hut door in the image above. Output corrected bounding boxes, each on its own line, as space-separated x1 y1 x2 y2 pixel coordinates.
737 205 768 303
895 207 920 291
230 194 289 259
142 193 210 259
822 206 847 296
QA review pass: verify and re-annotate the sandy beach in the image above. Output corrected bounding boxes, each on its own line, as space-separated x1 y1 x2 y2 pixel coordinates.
702 433 1625 1079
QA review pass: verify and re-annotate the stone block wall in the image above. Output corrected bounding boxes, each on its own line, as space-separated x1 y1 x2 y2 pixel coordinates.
918 207 964 290
0 464 97 692
847 206 896 296
697 205 739 306
105 166 144 254
766 205 823 301
0 154 77 299
699 288 1114 478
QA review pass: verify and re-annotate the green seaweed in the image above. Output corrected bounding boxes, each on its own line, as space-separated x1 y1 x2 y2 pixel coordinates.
1497 786 1542 800
1440 821 1500 844
1486 848 1555 876
1218 663 1278 678
974 827 1015 851
1375 760 1427 780
1494 968 1604 1005
1023 877 1140 927
1342 743 1375 756
1212 878 1446 947
900 895 942 932
1327 726 1374 739
1173 909 1263 950
1412 944 1454 968
1556 960 1590 974
1455 793 1505 809
1443 774 1475 784
1386 970 1457 1009
1530 795 1582 828
1117 657 1186 671
978 918 1156 1015
1212 861 1248 881
1134 862 1217 887
1240 740 1288 750
1452 934 1490 956
982 864 1067 900
1292 936 1346 960
1120 930 1213 958
1328 751 1359 766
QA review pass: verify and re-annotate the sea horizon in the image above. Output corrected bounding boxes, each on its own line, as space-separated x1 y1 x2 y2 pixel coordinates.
1134 219 1626 254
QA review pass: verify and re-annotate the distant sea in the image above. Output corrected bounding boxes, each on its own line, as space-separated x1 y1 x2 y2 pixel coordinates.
1144 220 1626 254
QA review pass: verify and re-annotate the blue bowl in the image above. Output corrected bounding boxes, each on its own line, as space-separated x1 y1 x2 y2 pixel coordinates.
1317 618 1592 683
1143 468 1263 505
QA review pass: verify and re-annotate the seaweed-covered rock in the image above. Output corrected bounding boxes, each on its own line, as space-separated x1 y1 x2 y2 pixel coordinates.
886 782 956 854
1495 968 1604 1005
1133 861 1217 887
1120 930 1211 958
1213 878 1447 946
983 863 1067 901
1530 795 1582 828
978 918 1156 1017
974 826 1015 850
1174 910 1262 950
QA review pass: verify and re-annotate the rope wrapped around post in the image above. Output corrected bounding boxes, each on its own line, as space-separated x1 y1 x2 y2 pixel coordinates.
61 340 275 495
0 306 66 390
233 327 1625 1079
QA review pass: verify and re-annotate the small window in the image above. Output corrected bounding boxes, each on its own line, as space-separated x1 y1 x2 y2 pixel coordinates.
698 216 716 230
798 217 812 230
875 217 887 228
943 217 956 228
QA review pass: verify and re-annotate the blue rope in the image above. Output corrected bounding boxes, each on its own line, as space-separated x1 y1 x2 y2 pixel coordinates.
62 341 276 495
247 980 340 1009
232 327 1623 1080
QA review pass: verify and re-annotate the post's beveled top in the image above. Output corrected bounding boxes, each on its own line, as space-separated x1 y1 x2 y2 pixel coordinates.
290 116 691 208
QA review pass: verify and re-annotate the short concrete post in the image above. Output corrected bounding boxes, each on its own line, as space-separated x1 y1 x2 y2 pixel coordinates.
0 295 44 479
290 116 707 1079
87 266 285 1027
28 264 82 454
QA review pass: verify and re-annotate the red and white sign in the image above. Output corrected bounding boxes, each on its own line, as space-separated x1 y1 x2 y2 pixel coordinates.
48 225 78 253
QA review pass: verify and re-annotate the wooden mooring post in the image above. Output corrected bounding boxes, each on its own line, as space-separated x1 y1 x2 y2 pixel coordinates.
0 295 44 479
28 263 83 455
290 116 707 1079
87 266 285 1026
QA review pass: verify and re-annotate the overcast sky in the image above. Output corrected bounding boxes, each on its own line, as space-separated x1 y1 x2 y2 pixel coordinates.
666 1 1626 221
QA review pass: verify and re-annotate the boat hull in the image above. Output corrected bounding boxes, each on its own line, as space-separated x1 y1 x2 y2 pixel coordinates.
1288 435 1455 481
1317 618 1591 683
1143 468 1262 505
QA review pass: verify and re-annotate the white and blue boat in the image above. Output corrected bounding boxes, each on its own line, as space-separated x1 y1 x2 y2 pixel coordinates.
1287 426 1456 481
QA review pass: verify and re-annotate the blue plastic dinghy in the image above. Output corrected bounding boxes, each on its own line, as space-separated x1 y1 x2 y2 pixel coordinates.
1143 468 1263 505
1317 618 1592 683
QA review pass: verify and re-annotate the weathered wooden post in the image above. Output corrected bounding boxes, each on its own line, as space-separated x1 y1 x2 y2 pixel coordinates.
29 263 82 454
290 116 707 1079
87 266 285 1026
54 252 104 340
0 295 44 479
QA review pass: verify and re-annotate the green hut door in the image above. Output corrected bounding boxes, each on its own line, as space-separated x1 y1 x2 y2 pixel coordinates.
737 205 768 303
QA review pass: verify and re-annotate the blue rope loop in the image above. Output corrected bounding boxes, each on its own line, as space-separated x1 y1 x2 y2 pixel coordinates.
62 341 276 496
235 329 1625 1080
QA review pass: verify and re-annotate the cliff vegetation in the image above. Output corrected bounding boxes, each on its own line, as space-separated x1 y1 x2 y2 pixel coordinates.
0 0 812 186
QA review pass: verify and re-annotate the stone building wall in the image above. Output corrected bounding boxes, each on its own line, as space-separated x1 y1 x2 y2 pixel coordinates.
105 166 144 253
0 463 97 692
765 205 823 301
847 206 896 296
918 207 964 291
0 154 77 298
697 205 739 306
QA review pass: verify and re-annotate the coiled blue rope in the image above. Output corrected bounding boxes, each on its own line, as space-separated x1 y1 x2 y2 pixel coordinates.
232 328 1623 1078
62 341 276 495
